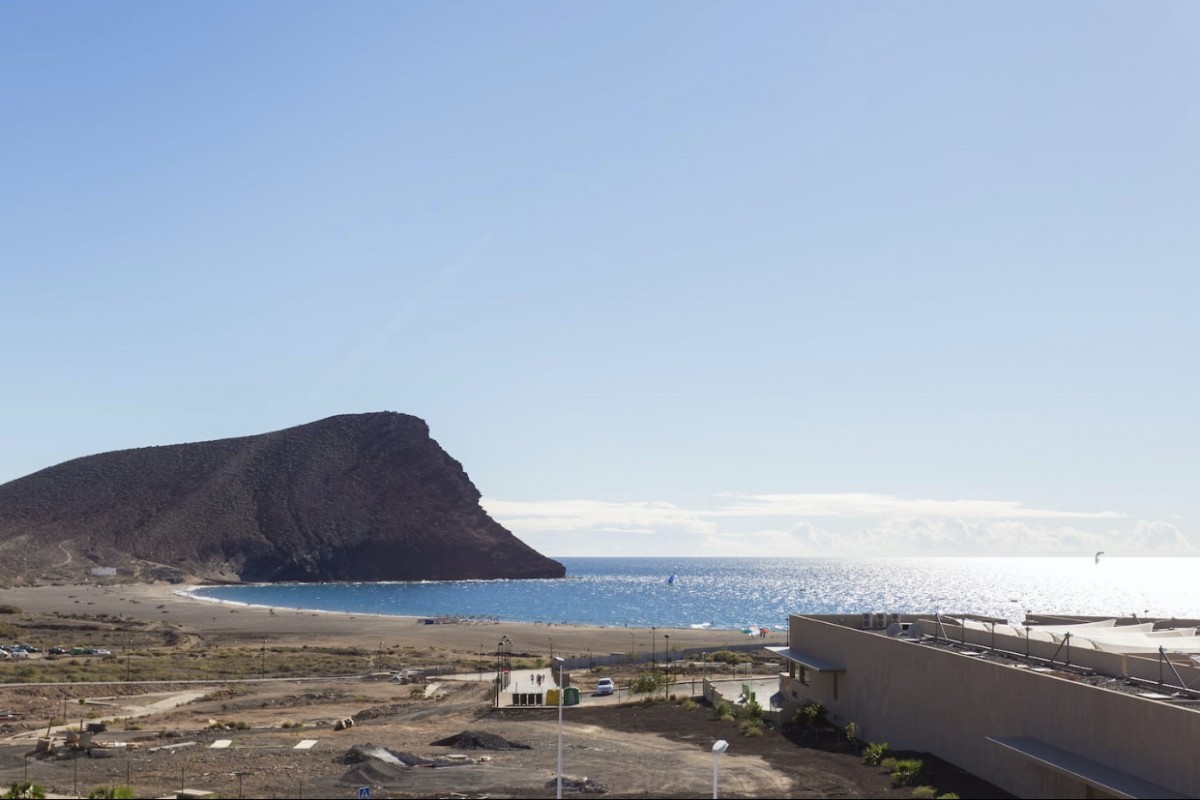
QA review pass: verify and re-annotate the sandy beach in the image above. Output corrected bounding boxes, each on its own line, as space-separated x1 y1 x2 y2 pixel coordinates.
0 582 783 658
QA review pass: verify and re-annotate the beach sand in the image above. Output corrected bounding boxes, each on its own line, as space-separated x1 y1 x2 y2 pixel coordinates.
0 582 783 658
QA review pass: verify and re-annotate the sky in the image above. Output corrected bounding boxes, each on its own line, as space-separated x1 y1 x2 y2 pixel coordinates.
2 3 1197 559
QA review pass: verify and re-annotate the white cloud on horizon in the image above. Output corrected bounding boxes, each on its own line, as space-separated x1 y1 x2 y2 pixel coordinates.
482 493 1195 558
481 498 715 535
708 493 1125 520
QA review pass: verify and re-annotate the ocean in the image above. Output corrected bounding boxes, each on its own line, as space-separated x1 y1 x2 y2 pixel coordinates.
185 556 1200 631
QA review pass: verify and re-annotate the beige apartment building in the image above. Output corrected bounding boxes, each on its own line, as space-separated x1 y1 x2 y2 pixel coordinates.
773 613 1200 799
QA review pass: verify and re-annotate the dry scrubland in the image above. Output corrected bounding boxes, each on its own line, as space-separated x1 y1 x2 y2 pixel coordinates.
0 585 1009 798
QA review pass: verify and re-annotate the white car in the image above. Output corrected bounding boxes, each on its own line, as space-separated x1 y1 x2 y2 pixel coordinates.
595 678 615 696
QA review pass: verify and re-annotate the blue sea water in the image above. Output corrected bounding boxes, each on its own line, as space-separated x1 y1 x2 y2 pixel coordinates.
185 557 1200 631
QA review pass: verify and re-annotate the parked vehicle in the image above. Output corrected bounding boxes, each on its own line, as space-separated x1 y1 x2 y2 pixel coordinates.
595 678 615 696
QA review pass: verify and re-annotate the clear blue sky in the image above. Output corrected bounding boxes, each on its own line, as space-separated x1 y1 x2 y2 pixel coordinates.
2 3 1196 557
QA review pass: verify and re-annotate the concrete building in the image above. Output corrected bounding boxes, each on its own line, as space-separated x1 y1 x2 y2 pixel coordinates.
773 612 1200 799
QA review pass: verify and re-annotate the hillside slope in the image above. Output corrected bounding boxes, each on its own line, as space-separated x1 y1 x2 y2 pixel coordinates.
0 412 564 584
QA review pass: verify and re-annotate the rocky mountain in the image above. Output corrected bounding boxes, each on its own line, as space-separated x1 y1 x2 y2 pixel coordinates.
0 412 564 584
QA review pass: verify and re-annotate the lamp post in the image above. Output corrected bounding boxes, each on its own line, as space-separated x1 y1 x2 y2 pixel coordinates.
663 634 670 700
549 637 554 663
651 627 657 666
712 739 729 799
1025 626 1031 662
555 656 566 800
496 639 504 706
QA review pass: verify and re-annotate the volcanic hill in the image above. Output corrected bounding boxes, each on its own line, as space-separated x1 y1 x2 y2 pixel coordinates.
0 412 564 584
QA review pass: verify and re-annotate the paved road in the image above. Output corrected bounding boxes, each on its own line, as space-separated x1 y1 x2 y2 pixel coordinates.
459 667 778 709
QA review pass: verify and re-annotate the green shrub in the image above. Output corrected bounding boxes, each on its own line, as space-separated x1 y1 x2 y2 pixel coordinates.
681 698 699 711
790 700 826 728
739 718 763 736
629 671 663 696
862 741 891 766
709 701 735 721
709 650 752 664
3 782 45 799
879 757 898 771
936 794 960 799
87 787 134 799
909 786 938 799
891 759 925 786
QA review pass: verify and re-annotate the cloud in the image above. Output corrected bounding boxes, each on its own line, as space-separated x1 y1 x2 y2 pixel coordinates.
480 499 715 535
482 494 1195 558
708 493 1125 520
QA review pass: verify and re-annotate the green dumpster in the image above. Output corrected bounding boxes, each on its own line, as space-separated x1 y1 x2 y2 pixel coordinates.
564 686 581 706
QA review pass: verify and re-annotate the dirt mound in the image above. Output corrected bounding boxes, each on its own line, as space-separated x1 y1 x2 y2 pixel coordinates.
430 730 531 750
337 743 433 767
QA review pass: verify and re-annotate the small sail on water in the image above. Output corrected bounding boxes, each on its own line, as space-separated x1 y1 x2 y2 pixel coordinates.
667 574 676 585
1095 551 1105 565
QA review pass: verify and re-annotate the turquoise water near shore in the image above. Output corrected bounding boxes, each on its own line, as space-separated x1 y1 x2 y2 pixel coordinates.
186 556 1200 631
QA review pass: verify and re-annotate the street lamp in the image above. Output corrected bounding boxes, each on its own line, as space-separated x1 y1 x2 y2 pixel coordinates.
549 636 554 663
555 656 566 800
496 639 504 705
663 634 671 700
651 626 657 665
496 636 512 706
712 739 729 799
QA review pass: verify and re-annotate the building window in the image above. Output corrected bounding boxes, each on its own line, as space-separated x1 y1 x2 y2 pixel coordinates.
799 666 810 686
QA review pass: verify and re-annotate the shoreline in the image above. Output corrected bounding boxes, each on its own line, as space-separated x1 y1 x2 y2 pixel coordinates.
2 582 784 658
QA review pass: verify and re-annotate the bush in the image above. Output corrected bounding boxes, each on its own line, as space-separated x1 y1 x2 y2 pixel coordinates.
629 671 663 696
3 783 45 799
740 700 764 722
87 787 134 799
790 700 826 728
862 741 891 766
879 758 898 771
891 759 925 786
681 698 699 711
910 787 938 799
709 650 752 665
936 794 960 799
739 719 764 737
709 701 735 722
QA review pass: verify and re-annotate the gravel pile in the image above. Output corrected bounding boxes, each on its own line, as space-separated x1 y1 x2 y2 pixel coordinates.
429 730 531 750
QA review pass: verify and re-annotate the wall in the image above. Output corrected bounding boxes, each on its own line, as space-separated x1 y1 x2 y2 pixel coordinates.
781 615 1200 798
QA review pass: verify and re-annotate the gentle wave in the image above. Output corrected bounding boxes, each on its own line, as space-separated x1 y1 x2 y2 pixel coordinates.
187 556 1200 630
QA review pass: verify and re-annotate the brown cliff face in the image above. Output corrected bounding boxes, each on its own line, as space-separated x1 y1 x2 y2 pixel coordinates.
0 413 564 583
